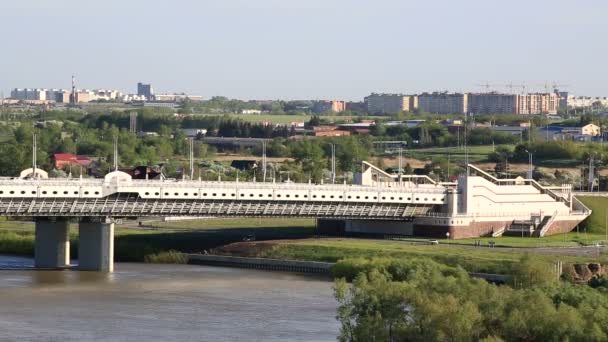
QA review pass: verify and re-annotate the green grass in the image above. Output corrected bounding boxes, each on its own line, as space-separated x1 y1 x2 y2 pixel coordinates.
438 232 607 247
578 196 608 235
405 145 505 163
258 239 608 274
0 218 317 262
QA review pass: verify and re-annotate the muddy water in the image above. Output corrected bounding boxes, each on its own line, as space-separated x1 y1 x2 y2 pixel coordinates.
0 256 338 341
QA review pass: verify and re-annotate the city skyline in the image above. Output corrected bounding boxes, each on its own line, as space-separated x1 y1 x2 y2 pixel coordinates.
1 0 607 100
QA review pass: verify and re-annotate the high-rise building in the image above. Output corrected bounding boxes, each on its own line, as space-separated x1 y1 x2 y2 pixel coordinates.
365 93 417 114
137 83 154 100
468 92 559 115
10 88 47 101
468 93 517 114
418 92 467 114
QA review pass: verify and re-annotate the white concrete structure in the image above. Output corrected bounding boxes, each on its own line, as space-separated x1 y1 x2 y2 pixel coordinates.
0 162 591 272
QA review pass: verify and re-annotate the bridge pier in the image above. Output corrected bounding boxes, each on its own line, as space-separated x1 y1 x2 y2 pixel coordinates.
78 219 114 272
34 219 70 269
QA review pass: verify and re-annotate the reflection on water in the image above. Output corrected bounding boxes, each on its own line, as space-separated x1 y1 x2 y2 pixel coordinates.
0 256 338 341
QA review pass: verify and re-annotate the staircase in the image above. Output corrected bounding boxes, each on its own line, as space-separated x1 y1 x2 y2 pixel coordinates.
536 211 558 237
503 220 536 237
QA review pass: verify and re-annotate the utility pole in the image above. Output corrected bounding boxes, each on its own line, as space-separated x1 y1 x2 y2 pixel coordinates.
189 138 194 180
113 136 118 171
464 113 469 174
398 147 403 185
331 143 336 184
32 134 37 178
262 140 267 182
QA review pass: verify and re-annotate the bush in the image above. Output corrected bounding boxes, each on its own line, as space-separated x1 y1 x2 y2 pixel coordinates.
334 257 608 341
143 250 189 264
509 254 558 288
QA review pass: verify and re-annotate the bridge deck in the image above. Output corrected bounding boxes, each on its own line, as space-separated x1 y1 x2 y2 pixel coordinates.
0 194 435 219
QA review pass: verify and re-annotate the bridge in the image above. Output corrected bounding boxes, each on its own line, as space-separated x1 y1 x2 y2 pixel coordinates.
0 162 590 272
0 165 446 272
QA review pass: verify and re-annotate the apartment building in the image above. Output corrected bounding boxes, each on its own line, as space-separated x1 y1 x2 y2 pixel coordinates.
11 88 48 101
468 92 559 115
365 93 417 114
517 93 559 115
468 93 517 114
418 92 467 114
567 96 608 108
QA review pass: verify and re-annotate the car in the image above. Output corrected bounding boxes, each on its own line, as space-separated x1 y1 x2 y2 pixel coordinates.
242 234 256 242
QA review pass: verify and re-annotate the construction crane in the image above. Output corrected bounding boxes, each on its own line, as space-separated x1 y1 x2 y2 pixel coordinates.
535 82 570 93
504 82 527 94
475 82 500 93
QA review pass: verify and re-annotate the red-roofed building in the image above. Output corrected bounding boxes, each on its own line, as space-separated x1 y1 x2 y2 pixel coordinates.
52 153 92 170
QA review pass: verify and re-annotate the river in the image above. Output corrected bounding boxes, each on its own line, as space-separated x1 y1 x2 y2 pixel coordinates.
0 256 339 341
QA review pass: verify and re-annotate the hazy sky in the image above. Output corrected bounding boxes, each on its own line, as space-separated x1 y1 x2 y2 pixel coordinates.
1 0 606 100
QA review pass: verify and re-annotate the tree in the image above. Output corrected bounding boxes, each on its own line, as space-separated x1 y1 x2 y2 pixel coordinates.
291 139 326 182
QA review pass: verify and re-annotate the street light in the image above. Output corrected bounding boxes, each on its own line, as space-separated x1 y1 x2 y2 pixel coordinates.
524 149 533 179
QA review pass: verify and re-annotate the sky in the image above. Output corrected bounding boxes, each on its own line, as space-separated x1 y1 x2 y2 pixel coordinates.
1 0 606 100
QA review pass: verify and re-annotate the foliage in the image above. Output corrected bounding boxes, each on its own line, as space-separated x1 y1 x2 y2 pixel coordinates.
509 254 558 288
143 250 189 264
334 257 608 341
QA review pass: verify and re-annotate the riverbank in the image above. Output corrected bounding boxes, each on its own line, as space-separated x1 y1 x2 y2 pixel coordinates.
0 218 316 262
212 238 608 274
1 217 606 275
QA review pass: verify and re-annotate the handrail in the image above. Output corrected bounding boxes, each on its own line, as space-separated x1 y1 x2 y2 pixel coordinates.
0 178 448 194
571 196 591 214
539 211 558 237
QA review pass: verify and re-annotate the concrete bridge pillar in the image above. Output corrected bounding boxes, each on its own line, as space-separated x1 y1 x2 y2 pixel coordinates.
35 219 71 269
78 219 114 272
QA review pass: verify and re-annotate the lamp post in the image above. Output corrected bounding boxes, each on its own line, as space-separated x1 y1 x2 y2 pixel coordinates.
524 149 533 179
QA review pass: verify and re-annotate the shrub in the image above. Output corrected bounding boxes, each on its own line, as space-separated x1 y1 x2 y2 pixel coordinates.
143 250 189 264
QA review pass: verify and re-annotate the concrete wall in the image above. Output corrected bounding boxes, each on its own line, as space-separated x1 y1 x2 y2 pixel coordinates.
345 220 413 235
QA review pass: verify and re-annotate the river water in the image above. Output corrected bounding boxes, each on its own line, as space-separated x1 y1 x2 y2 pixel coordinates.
0 256 339 341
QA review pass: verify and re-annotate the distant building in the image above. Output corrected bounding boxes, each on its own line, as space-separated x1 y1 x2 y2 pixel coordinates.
181 128 208 138
365 93 417 114
418 92 467 114
137 82 154 100
566 96 608 108
491 126 526 136
10 88 47 101
561 123 600 137
12 88 122 103
468 93 516 114
241 109 262 114
154 94 203 102
134 102 179 108
313 126 351 137
345 101 366 112
518 93 559 115
52 154 92 170
313 100 346 113
468 92 559 115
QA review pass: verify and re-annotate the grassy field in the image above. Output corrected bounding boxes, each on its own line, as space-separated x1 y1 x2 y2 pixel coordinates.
438 232 607 247
405 145 506 163
252 238 608 274
579 196 608 235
